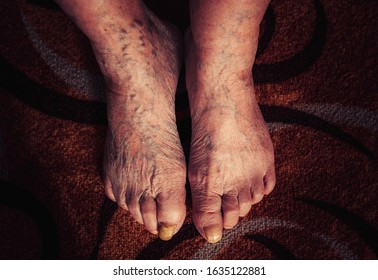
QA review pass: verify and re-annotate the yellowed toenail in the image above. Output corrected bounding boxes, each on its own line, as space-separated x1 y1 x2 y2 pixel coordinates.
158 223 177 241
203 224 222 243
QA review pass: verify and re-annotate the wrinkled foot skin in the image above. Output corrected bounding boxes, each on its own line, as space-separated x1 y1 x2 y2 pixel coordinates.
186 0 275 243
187 78 276 243
100 10 186 240
55 0 187 240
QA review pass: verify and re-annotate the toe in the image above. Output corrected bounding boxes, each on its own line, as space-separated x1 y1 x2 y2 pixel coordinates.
111 180 128 211
238 188 253 217
264 166 276 195
222 192 239 229
126 193 144 225
156 189 186 241
140 194 158 235
104 176 116 202
192 190 223 243
251 178 265 205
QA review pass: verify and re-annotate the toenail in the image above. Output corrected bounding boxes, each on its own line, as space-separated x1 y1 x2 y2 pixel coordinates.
203 224 222 243
158 223 177 241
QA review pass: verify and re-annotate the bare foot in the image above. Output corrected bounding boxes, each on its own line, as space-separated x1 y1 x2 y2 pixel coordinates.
56 1 188 240
186 22 276 242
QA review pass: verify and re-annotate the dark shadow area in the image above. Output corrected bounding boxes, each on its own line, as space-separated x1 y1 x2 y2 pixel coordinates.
246 234 296 260
90 198 118 260
299 197 378 257
0 180 60 259
253 0 327 83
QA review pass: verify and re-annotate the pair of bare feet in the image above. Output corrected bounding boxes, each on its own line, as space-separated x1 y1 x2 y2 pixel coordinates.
56 0 275 243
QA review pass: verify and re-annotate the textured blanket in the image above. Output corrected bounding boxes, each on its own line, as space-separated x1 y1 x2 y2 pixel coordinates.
0 0 377 259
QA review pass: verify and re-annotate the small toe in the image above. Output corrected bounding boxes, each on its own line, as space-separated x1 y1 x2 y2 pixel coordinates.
104 176 116 202
126 193 144 225
264 166 276 195
140 194 158 234
111 180 128 211
251 178 265 205
238 188 253 217
222 192 239 229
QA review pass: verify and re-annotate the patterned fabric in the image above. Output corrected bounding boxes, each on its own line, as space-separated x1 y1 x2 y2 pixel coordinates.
0 0 377 259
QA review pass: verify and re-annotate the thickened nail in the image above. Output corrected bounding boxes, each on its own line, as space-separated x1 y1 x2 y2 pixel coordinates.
203 224 222 243
158 223 177 241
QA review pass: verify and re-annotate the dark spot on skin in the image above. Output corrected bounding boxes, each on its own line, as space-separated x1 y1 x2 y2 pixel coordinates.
109 24 116 31
119 29 128 41
139 36 146 47
151 49 157 58
137 30 146 47
237 11 252 23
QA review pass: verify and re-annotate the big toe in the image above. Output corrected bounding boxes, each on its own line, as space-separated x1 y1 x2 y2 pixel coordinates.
155 188 186 241
192 190 223 243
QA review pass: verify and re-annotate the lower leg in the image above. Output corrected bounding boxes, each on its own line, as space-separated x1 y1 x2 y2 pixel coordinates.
56 0 187 240
187 0 275 243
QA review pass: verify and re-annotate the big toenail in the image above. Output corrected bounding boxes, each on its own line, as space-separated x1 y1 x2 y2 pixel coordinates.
203 224 222 243
158 223 177 241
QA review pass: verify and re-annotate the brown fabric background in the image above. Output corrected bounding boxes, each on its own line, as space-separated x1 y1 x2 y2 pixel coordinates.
0 0 377 259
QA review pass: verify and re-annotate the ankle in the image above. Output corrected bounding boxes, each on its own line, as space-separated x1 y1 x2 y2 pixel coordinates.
186 56 254 95
186 33 255 89
195 44 255 72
